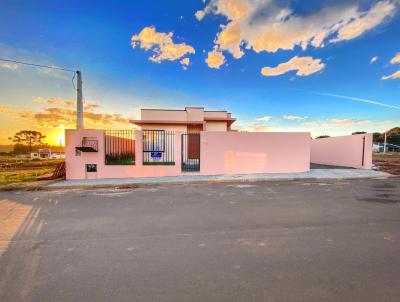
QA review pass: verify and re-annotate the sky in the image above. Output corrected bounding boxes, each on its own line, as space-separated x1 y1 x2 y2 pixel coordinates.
0 0 399 145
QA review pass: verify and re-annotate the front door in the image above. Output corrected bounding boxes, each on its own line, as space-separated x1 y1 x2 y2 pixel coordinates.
181 133 200 172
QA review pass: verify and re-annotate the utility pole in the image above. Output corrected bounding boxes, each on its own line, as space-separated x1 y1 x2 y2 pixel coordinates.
76 70 84 129
383 131 387 153
0 57 81 129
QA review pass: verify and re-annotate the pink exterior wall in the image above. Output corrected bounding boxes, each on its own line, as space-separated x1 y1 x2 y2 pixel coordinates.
310 133 373 169
186 107 204 121
65 129 182 180
200 132 310 174
141 109 186 121
204 111 229 118
66 129 311 179
141 124 188 132
205 121 227 131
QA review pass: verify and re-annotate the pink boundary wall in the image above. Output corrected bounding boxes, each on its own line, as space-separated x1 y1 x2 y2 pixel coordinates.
65 129 311 179
65 129 182 180
310 133 373 169
201 132 310 174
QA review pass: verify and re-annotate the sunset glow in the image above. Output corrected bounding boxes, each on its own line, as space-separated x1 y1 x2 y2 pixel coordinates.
0 0 399 147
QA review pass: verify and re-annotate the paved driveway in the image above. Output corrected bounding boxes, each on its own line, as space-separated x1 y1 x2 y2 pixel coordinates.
1 178 400 302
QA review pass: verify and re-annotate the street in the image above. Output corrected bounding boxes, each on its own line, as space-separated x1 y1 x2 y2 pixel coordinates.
1 178 400 302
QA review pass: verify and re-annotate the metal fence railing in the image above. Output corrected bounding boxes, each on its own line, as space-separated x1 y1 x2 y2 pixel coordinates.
143 130 174 165
105 130 135 165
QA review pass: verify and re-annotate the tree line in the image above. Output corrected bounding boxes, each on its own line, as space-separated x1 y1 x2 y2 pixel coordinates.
1 130 64 155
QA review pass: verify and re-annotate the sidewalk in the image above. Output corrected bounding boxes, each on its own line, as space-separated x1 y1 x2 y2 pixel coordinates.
48 168 391 188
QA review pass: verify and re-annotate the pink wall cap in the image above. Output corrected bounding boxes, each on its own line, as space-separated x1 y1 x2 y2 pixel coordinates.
130 119 203 125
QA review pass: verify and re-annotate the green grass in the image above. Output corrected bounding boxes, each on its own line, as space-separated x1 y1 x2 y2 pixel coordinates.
373 152 400 156
0 156 64 168
0 167 54 185
105 155 135 165
143 162 175 166
0 157 64 185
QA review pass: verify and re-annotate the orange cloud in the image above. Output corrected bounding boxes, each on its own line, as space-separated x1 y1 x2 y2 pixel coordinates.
205 50 225 69
131 26 195 67
390 52 400 64
261 56 325 77
197 0 397 66
8 98 132 130
382 70 400 80
0 105 12 113
180 57 190 70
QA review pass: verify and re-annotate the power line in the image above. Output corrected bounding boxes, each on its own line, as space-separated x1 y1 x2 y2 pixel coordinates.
0 58 76 73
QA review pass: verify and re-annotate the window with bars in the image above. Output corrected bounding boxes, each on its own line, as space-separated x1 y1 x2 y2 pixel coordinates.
142 130 174 165
104 130 135 165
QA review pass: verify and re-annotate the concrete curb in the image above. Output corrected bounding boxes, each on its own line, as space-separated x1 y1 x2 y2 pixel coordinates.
41 171 393 191
1 170 393 192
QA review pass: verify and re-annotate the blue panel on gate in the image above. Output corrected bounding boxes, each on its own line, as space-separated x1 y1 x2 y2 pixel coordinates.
151 152 162 158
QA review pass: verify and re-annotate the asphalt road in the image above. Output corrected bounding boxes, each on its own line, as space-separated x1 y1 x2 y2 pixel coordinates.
1 178 400 302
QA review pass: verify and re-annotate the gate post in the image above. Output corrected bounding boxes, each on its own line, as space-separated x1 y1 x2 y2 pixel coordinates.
135 130 143 168
174 131 182 174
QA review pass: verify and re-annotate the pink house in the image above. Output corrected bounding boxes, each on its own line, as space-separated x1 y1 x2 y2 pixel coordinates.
65 107 373 180
130 107 236 132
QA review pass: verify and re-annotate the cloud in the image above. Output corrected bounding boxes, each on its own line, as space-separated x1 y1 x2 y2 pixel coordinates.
370 56 379 64
257 116 271 122
309 91 400 109
283 115 308 121
236 123 273 132
131 26 195 66
329 118 370 126
330 1 397 43
215 22 245 59
261 56 325 77
180 57 190 70
33 97 75 107
197 0 398 63
14 98 133 129
390 52 400 64
0 105 11 113
0 62 18 70
33 97 101 111
302 118 371 127
205 49 225 69
382 70 400 80
381 52 400 80
195 9 207 21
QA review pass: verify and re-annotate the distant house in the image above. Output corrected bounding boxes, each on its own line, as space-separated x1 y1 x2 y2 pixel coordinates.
50 152 65 159
31 148 65 159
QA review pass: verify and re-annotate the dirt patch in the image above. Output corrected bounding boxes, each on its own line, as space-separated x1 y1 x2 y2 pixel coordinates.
373 153 400 175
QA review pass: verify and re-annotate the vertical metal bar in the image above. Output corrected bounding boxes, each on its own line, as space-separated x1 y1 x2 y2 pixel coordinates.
198 133 200 172
171 131 173 163
362 136 365 167
168 131 170 163
143 131 145 164
181 133 185 171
